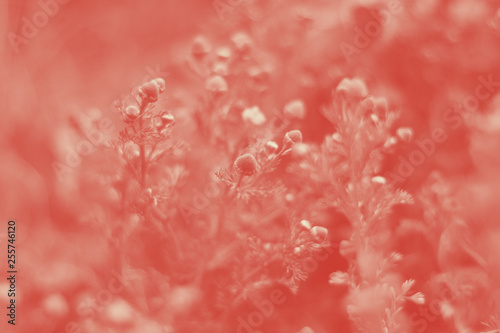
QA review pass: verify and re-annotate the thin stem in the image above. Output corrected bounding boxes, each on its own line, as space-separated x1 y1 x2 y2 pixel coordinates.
139 100 148 187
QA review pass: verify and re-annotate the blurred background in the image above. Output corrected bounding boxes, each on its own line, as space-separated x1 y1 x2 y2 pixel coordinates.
2 0 500 332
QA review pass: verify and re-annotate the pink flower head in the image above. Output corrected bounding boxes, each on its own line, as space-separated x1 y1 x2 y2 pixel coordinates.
139 81 160 102
122 141 140 160
336 77 368 99
283 130 303 150
153 78 166 93
284 99 306 119
215 47 232 60
234 153 259 176
206 75 228 93
371 176 387 185
231 31 252 52
265 141 279 154
242 106 266 125
362 96 388 113
311 226 328 240
192 35 212 57
161 113 175 126
300 220 312 229
124 105 140 119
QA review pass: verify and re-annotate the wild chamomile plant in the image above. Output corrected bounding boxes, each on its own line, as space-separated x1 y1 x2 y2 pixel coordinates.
110 77 190 270
289 77 422 332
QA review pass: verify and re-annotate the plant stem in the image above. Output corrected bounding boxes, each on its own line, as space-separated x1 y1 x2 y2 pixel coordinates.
139 100 148 187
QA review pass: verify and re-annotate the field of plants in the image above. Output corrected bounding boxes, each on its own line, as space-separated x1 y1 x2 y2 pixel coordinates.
2 0 500 332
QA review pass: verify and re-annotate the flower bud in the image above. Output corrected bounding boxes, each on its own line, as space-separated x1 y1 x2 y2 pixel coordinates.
215 47 232 59
362 96 388 114
332 132 342 142
292 143 309 158
206 75 228 93
265 141 278 154
234 153 259 176
283 130 303 150
122 141 140 160
153 78 166 93
371 176 386 185
311 226 328 240
336 77 368 99
242 106 266 125
283 99 306 119
192 35 212 57
161 113 175 126
373 97 388 113
124 105 140 119
154 118 164 130
396 127 414 143
212 61 229 76
139 81 159 102
300 220 311 230
231 32 252 52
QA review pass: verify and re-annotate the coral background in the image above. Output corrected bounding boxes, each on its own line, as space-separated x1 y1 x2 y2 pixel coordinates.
2 0 500 332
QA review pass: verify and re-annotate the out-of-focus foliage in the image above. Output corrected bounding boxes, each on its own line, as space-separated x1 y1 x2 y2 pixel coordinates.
3 0 500 333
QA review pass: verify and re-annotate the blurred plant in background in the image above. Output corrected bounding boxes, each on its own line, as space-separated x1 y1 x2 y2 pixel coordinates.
3 0 500 333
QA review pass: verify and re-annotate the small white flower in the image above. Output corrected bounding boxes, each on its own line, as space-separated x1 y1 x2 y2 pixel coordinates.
231 31 252 51
293 143 309 157
300 220 311 230
205 75 228 92
215 46 232 59
265 141 278 154
242 106 266 125
311 226 328 240
122 141 140 160
284 99 306 119
371 176 386 185
336 77 368 98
